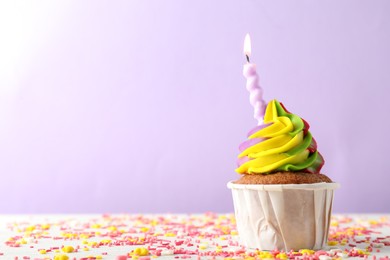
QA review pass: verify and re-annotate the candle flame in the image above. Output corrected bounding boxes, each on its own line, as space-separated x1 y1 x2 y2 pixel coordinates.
244 33 251 56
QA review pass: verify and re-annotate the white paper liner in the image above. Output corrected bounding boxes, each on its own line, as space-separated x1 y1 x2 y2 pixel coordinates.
227 181 340 251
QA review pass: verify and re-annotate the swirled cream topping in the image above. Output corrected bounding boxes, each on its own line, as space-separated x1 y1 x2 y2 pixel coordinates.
236 99 324 174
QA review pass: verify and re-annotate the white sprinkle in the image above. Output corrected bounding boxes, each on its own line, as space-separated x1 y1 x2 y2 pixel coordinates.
354 236 366 241
337 252 349 258
379 238 390 243
160 249 174 256
329 248 343 254
372 242 384 248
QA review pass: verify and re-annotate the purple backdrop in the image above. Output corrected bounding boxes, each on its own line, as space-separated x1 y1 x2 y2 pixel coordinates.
0 1 389 213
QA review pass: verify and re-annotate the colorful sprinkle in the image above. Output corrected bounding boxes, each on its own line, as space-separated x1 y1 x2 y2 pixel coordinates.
0 214 388 259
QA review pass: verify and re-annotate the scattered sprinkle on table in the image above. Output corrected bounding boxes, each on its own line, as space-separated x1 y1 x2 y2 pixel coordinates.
0 214 389 259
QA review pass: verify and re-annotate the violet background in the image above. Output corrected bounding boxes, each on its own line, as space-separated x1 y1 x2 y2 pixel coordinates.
0 1 389 213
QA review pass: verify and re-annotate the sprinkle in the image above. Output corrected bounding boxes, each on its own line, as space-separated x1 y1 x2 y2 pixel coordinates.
337 252 349 258
300 249 315 255
161 249 174 256
61 245 74 253
133 247 149 256
199 243 208 250
0 214 389 259
54 254 69 260
91 224 101 229
276 252 288 259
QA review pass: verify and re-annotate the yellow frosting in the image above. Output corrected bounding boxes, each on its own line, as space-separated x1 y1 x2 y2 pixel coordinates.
236 99 324 174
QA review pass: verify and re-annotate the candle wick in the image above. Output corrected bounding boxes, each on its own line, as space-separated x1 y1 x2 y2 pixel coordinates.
246 55 250 63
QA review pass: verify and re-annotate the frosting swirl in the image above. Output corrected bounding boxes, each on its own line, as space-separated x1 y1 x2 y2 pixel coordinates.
236 99 324 174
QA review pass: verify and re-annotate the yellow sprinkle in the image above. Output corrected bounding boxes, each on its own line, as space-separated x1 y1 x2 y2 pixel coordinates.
19 239 27 244
83 247 90 251
330 221 339 227
230 230 238 236
258 251 274 258
54 254 69 260
100 239 112 244
39 249 47 254
300 249 315 255
91 224 102 229
199 243 208 250
356 249 370 255
96 256 103 259
89 241 98 246
26 225 36 232
41 224 51 230
133 247 149 256
369 220 378 225
107 226 117 231
140 227 149 233
276 253 288 259
164 232 176 237
328 241 338 246
82 240 89 244
220 236 226 240
62 245 74 253
80 234 90 239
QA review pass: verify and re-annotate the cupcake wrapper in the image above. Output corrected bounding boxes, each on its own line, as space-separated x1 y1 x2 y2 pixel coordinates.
227 181 340 251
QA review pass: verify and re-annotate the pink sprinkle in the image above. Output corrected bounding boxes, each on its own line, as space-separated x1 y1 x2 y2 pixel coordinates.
115 256 127 260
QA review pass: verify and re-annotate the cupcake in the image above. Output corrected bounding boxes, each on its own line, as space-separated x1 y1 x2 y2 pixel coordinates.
228 99 339 251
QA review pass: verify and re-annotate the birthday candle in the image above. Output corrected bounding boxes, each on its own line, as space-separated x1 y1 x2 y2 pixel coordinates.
243 34 266 124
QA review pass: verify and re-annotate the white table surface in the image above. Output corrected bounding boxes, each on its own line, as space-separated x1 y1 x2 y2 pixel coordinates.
0 214 388 259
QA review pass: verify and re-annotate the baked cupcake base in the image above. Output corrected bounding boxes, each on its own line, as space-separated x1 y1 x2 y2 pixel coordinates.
234 172 332 185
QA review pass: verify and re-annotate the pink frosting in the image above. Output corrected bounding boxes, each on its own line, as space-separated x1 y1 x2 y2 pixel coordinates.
238 138 265 152
246 124 269 137
237 156 250 167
